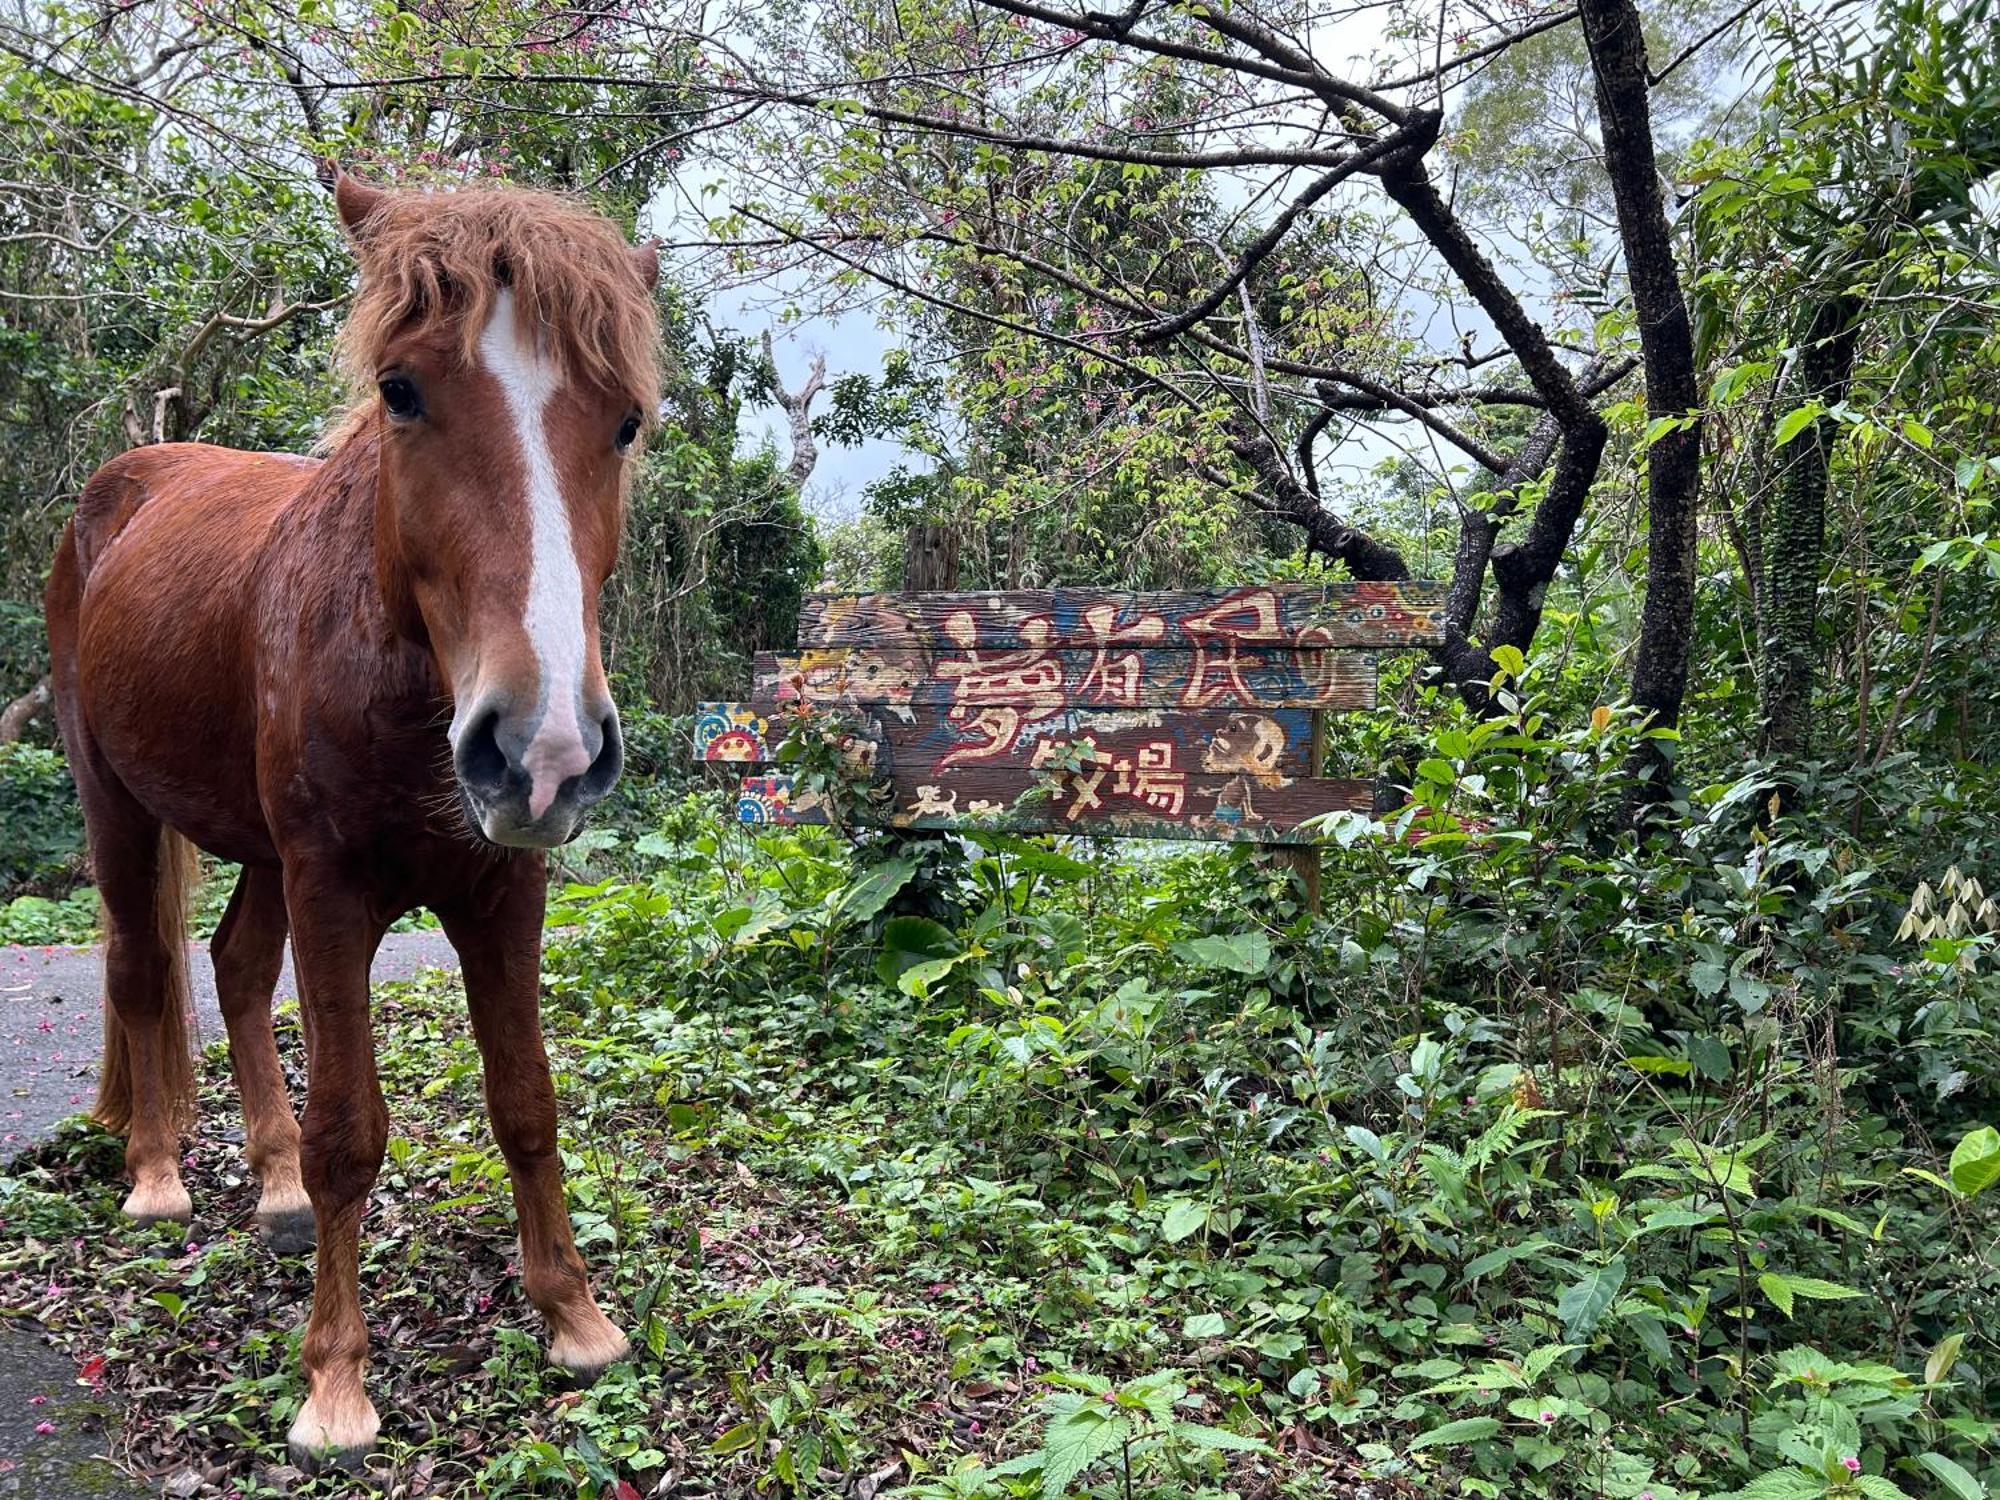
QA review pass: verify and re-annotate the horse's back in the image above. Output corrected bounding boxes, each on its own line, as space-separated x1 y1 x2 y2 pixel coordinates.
52 443 322 863
67 443 319 583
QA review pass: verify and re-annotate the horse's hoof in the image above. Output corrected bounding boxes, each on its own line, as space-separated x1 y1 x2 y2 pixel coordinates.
259 1206 317 1255
549 1319 630 1386
124 1181 193 1227
288 1396 379 1474
288 1436 375 1475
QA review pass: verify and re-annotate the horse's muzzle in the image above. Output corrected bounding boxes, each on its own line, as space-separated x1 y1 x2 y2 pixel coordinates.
451 699 622 848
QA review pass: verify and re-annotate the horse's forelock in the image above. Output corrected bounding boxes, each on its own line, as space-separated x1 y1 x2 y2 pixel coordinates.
333 184 661 426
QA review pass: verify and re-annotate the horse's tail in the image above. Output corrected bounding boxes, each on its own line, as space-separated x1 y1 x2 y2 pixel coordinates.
92 828 200 1134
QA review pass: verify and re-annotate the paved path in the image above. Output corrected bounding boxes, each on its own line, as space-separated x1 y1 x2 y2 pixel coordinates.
0 931 459 1496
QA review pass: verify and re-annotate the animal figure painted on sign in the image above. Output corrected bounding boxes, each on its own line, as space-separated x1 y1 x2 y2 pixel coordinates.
44 165 661 1468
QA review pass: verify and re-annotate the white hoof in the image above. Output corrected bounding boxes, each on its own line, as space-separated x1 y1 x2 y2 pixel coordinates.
123 1179 192 1225
548 1313 630 1380
287 1392 380 1471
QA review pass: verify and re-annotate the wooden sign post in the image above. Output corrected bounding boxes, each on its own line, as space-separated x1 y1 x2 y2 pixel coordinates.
695 581 1445 869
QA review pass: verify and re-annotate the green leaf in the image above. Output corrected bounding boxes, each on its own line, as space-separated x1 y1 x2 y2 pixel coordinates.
832 854 919 923
876 916 960 989
1759 1273 1795 1317
1949 1126 2000 1196
1781 1276 1866 1302
1556 1258 1626 1342
1625 1054 1693 1076
1774 402 1825 445
1182 1312 1226 1339
1175 931 1273 975
1914 1452 1985 1499
1039 1408 1126 1499
1159 1198 1208 1243
711 1422 759 1454
1927 1332 1965 1387
1408 1417 1503 1451
1175 1422 1271 1453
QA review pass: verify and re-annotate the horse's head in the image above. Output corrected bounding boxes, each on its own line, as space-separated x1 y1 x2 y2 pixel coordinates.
328 167 661 849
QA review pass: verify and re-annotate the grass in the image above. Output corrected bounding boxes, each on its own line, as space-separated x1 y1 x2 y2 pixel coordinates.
0 958 1358 1498
5 786 1999 1500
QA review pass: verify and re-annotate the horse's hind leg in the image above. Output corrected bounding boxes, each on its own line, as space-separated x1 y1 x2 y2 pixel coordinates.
81 780 198 1226
211 866 312 1252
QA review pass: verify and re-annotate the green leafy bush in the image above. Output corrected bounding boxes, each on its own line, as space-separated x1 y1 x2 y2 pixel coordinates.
0 741 82 898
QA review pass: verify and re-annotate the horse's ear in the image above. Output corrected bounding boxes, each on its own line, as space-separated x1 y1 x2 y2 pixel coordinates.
629 238 660 291
321 161 387 242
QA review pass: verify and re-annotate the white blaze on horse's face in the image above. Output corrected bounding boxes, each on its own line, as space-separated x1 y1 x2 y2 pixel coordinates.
479 292 591 822
442 289 622 848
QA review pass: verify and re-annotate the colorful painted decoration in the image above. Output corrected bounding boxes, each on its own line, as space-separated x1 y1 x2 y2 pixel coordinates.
734 769 1372 843
701 581 1443 842
799 581 1447 651
754 646 1375 711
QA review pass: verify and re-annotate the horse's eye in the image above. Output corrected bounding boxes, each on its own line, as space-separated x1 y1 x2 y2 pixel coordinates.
615 414 641 452
378 375 423 421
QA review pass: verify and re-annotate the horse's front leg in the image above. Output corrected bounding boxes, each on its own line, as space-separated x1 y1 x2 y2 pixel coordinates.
438 862 628 1380
282 864 390 1469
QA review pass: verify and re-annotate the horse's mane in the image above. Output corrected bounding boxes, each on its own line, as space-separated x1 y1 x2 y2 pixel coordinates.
329 182 660 445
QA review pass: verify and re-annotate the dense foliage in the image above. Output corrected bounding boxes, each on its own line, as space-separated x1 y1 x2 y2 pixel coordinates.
3 0 2000 1494
10 685 2000 1496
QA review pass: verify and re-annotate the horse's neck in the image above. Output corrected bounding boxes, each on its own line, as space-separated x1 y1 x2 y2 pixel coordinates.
272 418 434 707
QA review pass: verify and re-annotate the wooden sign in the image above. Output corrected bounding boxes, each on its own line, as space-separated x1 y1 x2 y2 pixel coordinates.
697 703 1319 780
799 580 1448 651
697 580 1444 844
754 647 1374 712
735 768 1372 842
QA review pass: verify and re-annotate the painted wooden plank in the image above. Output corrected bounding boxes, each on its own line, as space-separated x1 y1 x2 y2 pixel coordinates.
697 702 1318 780
693 702 882 771
754 646 1375 712
799 581 1447 651
735 767 1371 843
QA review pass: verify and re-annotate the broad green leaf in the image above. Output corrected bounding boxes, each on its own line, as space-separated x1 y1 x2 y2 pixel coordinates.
1175 930 1273 975
1927 1332 1965 1387
1625 1054 1693 1076
1039 1408 1126 1500
1175 1422 1270 1453
1781 1276 1866 1302
833 854 920 923
1159 1198 1208 1243
1949 1126 2000 1196
1774 402 1825 445
1759 1273 1795 1317
1182 1312 1226 1339
1914 1452 1985 1499
1556 1258 1626 1342
1408 1417 1503 1451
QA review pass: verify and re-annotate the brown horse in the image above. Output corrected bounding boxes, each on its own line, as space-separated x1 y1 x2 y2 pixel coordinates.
44 166 661 1468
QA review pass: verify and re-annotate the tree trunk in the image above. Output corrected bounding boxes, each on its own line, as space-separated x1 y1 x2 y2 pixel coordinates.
905 522 961 591
0 677 51 742
1579 0 1703 806
1760 295 1860 760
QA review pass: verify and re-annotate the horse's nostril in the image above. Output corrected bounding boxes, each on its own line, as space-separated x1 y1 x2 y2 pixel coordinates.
578 711 622 801
455 707 510 797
